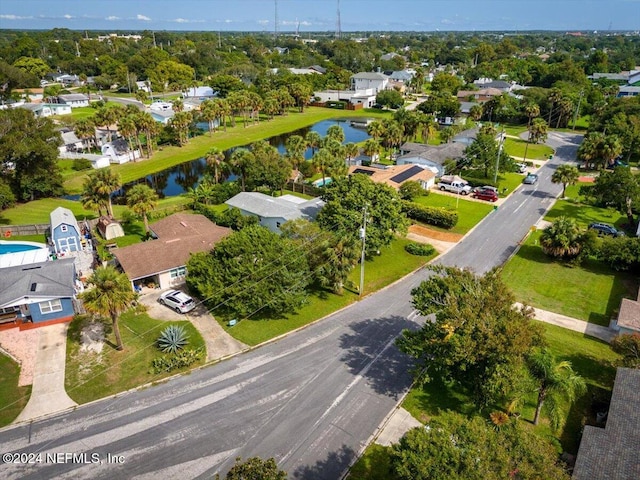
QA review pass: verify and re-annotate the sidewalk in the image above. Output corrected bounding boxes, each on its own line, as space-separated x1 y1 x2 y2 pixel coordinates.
515 303 617 343
15 323 77 423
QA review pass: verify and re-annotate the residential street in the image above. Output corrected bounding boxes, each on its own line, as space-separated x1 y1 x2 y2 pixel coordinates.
0 133 582 480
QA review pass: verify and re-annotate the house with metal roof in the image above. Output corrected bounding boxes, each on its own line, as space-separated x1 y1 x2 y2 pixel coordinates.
57 94 90 108
50 207 83 254
225 192 325 233
0 259 78 329
573 368 640 480
112 213 232 290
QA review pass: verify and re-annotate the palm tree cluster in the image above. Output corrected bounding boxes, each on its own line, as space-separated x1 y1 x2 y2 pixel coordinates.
81 169 122 218
578 131 623 169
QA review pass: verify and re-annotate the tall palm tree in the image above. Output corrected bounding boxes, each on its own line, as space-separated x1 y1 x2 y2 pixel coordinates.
540 216 584 259
285 135 307 171
230 148 255 191
169 111 192 146
81 176 107 217
344 143 359 166
136 111 159 158
318 236 359 294
362 139 381 162
80 266 137 351
90 169 122 218
117 115 138 160
419 114 438 143
312 148 334 186
382 120 403 161
126 183 158 235
601 134 623 169
74 118 96 153
305 131 323 155
366 120 386 142
326 124 345 144
528 347 586 429
551 164 580 198
205 147 227 184
200 99 217 136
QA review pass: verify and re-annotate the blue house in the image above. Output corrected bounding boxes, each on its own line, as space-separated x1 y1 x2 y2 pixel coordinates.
0 259 78 328
50 207 82 254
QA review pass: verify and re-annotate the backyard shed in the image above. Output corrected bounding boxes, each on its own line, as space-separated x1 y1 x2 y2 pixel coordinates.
97 216 125 240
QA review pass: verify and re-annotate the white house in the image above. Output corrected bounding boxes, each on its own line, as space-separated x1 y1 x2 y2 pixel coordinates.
350 72 389 94
57 94 90 108
101 139 140 164
19 103 72 118
225 192 325 233
313 89 377 108
182 86 216 99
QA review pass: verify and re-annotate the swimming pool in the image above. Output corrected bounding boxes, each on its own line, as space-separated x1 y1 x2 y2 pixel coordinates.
313 177 333 187
0 240 50 268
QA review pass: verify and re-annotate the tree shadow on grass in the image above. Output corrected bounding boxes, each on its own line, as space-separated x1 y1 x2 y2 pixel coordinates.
292 444 356 480
338 315 416 399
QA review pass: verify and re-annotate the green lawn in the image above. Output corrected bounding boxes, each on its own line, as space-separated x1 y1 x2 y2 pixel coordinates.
0 195 190 226
500 187 637 324
413 192 494 235
63 107 391 193
400 322 619 454
217 237 434 346
348 444 393 480
0 353 32 427
504 137 555 160
501 230 637 325
65 310 206 404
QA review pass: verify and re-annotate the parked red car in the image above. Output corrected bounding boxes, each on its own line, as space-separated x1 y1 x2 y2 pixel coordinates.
472 187 498 202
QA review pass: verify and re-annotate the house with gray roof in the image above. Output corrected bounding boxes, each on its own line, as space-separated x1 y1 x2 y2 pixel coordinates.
225 192 325 233
397 142 466 177
573 368 640 480
0 259 78 328
350 72 389 94
57 94 90 108
50 207 83 254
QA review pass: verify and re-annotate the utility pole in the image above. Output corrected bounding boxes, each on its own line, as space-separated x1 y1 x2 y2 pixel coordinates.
493 130 505 184
573 89 584 130
359 205 367 297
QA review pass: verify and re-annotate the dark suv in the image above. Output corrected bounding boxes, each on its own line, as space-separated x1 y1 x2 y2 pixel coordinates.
472 187 498 202
588 223 625 238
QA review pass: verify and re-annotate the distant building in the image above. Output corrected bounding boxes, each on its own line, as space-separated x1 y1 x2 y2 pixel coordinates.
57 94 90 108
350 72 389 94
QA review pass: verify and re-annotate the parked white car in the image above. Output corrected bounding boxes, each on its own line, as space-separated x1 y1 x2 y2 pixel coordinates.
158 290 196 313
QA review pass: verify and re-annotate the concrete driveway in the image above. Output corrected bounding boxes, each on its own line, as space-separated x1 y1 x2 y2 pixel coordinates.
138 290 247 362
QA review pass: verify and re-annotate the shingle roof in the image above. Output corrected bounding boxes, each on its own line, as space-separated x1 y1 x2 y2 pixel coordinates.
573 368 640 480
617 298 640 332
0 259 76 308
352 72 388 80
399 142 466 164
58 94 89 102
50 207 80 232
348 164 435 189
113 214 232 281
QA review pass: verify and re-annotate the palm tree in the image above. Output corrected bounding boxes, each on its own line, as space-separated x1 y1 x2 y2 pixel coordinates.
126 183 158 235
205 147 227 184
200 99 217 136
326 124 345 144
118 115 138 161
362 139 381 162
81 176 107 217
88 169 121 218
169 111 192 146
419 114 438 143
366 120 386 142
551 164 580 198
528 347 586 429
305 131 323 155
382 120 403 161
136 111 159 158
80 266 137 351
230 148 255 191
74 118 96 153
312 148 333 186
577 131 605 169
540 216 584 259
318 236 359 294
285 135 307 171
344 143 359 166
601 134 623 169
94 104 123 143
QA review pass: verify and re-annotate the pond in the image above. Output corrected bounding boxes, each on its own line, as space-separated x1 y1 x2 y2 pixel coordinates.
118 118 372 198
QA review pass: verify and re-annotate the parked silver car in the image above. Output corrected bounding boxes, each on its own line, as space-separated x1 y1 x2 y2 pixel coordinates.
159 290 196 313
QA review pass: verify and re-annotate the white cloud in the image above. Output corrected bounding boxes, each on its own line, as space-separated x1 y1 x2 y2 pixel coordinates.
106 16 120 21
63 14 74 20
0 14 33 20
174 18 188 23
257 19 269 25
136 14 151 21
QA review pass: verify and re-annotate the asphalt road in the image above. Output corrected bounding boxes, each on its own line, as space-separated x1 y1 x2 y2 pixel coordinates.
0 133 583 480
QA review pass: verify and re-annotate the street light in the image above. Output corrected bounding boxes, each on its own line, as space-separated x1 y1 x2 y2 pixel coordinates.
359 205 368 297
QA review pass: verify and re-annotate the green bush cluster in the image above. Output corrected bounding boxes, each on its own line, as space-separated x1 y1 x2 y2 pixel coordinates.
596 236 640 271
71 158 93 171
151 348 203 374
404 242 436 256
401 200 458 229
194 204 259 231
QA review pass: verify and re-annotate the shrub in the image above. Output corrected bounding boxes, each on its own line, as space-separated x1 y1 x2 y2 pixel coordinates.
157 325 189 353
398 181 427 201
404 242 436 256
151 348 203 374
72 158 93 171
596 236 640 271
401 200 458 229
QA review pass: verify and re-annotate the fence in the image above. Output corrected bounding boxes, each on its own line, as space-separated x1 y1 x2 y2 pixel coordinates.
286 181 322 197
0 224 49 238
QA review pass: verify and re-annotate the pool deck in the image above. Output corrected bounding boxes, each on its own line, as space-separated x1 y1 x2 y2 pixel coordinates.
0 240 50 269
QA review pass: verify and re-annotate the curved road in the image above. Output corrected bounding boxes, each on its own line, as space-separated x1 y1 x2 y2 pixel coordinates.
0 133 582 480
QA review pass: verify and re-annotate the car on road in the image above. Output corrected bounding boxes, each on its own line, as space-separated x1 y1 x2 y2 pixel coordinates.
588 223 626 238
159 290 196 313
515 162 528 173
523 173 538 185
472 187 499 202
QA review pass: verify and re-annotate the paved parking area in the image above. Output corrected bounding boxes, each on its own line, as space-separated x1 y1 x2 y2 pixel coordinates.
138 290 247 362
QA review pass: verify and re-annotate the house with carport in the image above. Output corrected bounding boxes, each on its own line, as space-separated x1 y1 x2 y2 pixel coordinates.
112 213 232 291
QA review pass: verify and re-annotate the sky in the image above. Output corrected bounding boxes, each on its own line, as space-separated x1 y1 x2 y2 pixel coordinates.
0 0 639 32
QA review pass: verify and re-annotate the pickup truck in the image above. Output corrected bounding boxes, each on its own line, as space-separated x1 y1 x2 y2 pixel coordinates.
438 178 472 195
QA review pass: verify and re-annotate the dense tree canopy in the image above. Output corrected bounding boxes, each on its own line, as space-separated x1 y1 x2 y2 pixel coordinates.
186 225 310 318
396 266 544 407
316 174 408 256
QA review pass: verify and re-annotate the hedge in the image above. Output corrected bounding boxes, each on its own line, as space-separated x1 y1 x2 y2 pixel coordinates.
401 200 458 229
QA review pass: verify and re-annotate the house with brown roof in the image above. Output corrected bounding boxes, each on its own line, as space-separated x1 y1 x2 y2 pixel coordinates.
348 164 436 190
573 368 640 480
112 213 232 290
